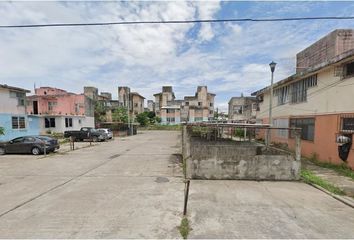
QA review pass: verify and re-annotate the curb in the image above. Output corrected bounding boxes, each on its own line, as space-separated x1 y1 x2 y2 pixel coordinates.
307 182 354 208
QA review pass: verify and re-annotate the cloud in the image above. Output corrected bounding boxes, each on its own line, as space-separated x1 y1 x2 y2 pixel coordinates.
0 0 354 113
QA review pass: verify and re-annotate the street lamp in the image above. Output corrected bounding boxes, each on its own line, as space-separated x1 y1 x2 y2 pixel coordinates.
267 61 276 146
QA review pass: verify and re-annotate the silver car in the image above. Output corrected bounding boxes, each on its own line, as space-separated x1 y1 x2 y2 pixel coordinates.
97 128 113 140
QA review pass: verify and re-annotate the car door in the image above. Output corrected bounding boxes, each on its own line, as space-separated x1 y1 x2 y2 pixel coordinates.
6 137 25 153
23 137 36 153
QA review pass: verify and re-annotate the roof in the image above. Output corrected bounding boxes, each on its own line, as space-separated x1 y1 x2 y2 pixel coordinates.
130 92 145 99
0 84 30 93
251 49 354 96
228 96 256 104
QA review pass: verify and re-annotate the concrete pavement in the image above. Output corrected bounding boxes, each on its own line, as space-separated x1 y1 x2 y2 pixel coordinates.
0 131 184 238
188 180 354 239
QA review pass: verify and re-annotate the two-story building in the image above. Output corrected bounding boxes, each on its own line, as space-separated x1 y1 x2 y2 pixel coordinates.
118 87 145 120
228 95 257 122
0 84 40 141
27 87 95 133
154 86 215 124
252 29 354 169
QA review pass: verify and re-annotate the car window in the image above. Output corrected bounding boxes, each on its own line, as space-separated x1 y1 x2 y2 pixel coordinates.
12 137 24 143
82 128 88 131
24 137 35 142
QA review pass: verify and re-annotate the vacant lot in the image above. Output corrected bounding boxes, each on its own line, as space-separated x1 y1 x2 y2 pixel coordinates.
0 130 353 238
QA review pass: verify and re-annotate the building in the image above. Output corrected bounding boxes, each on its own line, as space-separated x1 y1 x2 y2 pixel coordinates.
154 86 215 124
181 86 215 122
147 100 155 112
252 29 354 169
228 95 257 122
27 87 95 134
84 86 98 101
118 87 145 118
154 86 181 124
0 84 40 141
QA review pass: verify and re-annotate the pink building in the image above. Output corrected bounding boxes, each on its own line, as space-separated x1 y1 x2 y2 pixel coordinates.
27 87 95 133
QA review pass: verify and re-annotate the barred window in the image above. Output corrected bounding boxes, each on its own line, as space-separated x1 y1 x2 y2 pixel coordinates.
290 118 315 141
12 116 26 129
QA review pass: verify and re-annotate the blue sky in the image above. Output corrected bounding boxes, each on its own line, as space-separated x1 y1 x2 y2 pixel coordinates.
1 1 354 111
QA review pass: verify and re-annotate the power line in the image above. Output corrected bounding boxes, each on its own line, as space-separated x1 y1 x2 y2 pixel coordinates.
1 16 354 28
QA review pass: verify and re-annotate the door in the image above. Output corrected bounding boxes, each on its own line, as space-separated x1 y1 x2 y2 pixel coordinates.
33 101 38 114
6 137 25 153
23 137 36 153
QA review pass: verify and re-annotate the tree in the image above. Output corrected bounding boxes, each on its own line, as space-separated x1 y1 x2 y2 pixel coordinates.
136 112 149 126
0 127 4 135
94 101 107 123
111 107 128 123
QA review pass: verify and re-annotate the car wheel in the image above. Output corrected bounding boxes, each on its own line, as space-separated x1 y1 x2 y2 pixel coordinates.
31 147 41 155
0 147 5 155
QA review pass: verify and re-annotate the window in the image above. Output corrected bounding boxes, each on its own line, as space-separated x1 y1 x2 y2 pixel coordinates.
198 102 202 106
75 104 80 114
275 74 317 105
134 103 138 107
65 118 73 128
9 91 26 106
45 118 56 128
12 137 24 143
166 109 175 113
209 110 213 115
12 116 26 129
185 102 189 106
341 117 354 133
78 119 82 124
24 137 35 143
273 118 289 139
233 105 243 114
290 118 315 141
345 62 354 77
167 117 175 123
210 102 213 107
48 102 57 111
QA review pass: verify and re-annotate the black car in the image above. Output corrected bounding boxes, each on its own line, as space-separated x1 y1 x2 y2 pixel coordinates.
64 127 105 142
0 136 60 155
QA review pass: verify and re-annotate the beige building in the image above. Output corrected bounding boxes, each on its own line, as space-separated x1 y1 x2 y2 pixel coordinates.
181 86 215 122
118 86 145 118
252 29 354 169
228 96 257 122
154 86 215 124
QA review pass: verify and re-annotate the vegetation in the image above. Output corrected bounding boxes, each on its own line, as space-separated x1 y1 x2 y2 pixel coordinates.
301 169 345 195
0 127 4 135
136 111 161 126
179 217 191 239
94 101 108 123
111 107 129 123
307 152 354 181
140 124 181 131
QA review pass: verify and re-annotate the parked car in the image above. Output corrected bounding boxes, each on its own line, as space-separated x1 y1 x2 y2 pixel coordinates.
97 128 113 140
0 136 60 155
64 127 105 142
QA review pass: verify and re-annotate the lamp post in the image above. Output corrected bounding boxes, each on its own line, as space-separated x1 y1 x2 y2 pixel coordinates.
267 61 276 146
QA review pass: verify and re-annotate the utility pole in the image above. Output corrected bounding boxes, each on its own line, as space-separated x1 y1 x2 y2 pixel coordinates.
267 61 276 146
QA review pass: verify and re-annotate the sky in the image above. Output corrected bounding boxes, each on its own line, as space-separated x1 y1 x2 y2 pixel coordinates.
1 1 354 112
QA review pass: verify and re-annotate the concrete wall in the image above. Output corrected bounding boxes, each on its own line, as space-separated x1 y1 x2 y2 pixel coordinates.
182 126 301 180
0 88 27 115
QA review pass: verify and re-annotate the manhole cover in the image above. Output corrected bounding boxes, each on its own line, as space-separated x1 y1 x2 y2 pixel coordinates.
155 177 169 183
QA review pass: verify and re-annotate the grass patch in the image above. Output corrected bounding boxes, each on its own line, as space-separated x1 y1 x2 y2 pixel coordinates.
308 157 354 181
301 169 345 195
179 217 191 239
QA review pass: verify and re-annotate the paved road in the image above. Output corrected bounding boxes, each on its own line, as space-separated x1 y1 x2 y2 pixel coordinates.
1 130 354 238
0 131 184 238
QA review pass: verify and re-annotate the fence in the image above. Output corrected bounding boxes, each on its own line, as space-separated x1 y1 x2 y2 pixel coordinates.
182 122 301 180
